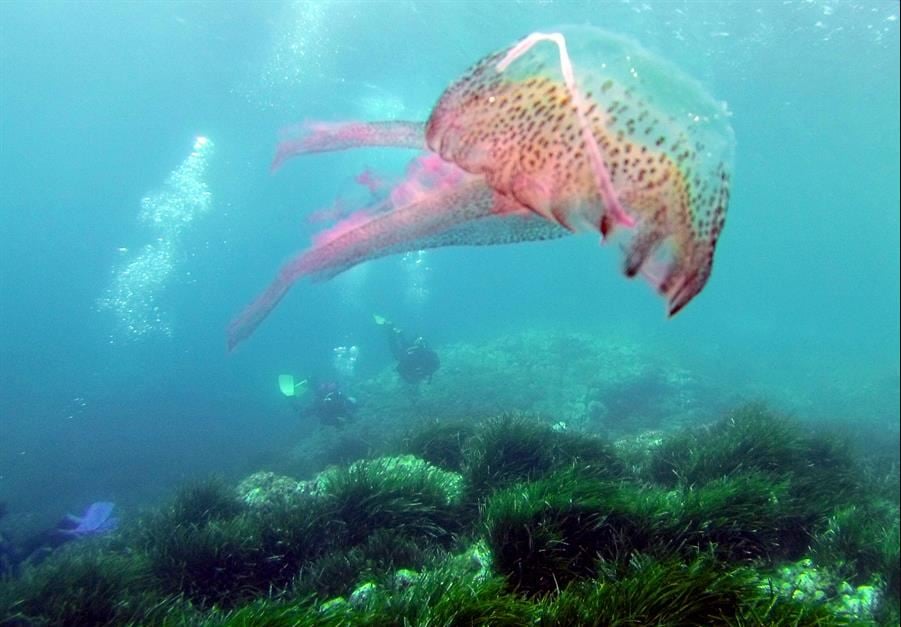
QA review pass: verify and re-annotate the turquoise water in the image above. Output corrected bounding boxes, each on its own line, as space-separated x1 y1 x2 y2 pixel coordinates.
0 0 898 541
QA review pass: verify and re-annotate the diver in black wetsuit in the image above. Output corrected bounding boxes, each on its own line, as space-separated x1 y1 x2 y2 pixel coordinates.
308 381 358 427
374 315 440 384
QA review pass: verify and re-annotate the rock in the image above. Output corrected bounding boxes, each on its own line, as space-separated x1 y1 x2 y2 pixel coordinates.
319 597 347 613
349 581 377 608
393 569 419 589
466 540 492 579
236 471 307 509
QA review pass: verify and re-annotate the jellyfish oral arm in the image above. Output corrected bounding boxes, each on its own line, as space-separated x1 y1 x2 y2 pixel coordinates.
229 173 506 351
271 121 426 171
496 32 635 235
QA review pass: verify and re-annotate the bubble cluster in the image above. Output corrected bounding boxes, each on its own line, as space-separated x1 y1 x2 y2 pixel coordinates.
239 0 334 110
332 344 360 379
65 396 88 421
401 250 431 307
97 137 214 342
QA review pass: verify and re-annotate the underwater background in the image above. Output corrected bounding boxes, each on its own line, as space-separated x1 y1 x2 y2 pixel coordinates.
0 1 899 625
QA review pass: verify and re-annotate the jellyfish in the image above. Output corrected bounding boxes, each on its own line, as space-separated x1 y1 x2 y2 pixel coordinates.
228 26 734 350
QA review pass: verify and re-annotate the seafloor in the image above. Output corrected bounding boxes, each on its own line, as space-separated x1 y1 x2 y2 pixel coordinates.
1 331 898 626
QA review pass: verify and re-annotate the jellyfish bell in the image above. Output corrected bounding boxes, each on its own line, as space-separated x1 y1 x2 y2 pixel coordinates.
426 25 735 313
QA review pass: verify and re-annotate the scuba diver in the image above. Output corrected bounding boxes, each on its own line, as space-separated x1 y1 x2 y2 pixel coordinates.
308 381 358 427
279 375 358 427
373 315 440 384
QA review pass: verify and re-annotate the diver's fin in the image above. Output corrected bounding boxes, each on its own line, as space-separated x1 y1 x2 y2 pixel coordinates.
278 375 296 397
278 375 309 398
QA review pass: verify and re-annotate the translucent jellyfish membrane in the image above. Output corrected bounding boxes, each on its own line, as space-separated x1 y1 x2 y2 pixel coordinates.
427 26 735 314
98 137 214 341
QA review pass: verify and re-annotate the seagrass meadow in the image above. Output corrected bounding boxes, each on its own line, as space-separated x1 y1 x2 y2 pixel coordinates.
2 401 898 626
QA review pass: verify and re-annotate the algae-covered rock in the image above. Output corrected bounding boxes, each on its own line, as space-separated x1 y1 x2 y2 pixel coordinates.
319 596 348 613
613 430 666 476
352 330 701 439
464 540 493 581
349 581 377 608
393 568 419 589
235 471 308 509
762 557 882 621
838 584 880 619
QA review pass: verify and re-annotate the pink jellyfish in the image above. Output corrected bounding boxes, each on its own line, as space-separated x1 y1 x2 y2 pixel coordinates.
228 26 734 350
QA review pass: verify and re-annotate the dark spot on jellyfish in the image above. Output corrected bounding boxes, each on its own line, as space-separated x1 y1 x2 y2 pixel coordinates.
655 136 665 146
